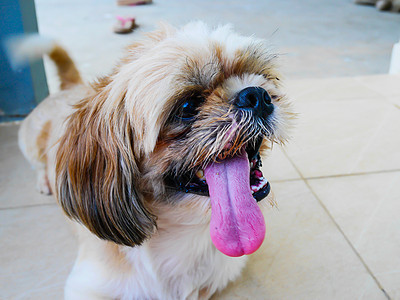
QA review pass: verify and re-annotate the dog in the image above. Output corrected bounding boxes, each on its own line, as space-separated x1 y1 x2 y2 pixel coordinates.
18 22 293 299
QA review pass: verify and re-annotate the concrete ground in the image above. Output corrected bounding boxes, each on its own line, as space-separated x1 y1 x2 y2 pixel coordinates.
34 0 400 92
1 0 400 299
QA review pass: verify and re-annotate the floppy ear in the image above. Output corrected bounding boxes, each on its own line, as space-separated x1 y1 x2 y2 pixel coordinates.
55 92 156 247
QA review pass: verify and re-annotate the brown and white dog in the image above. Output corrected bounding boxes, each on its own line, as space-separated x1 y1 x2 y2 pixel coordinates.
18 22 293 299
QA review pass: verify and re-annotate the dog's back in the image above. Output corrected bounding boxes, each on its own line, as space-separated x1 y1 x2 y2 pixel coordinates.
16 36 91 194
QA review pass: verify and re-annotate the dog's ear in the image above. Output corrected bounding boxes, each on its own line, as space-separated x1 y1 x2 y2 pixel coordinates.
55 92 156 247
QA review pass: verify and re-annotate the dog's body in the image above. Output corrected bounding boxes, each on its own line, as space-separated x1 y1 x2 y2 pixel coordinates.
20 83 247 299
18 22 293 299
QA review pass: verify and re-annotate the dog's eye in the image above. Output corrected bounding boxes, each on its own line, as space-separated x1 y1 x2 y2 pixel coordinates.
181 100 197 119
176 97 203 121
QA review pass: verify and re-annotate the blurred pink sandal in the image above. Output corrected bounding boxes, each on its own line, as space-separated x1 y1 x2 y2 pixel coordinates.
113 16 137 34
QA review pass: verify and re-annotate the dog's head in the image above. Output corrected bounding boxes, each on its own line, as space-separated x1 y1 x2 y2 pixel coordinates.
56 22 293 256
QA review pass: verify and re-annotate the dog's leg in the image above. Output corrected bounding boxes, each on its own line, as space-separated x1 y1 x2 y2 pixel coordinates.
64 227 125 300
36 168 52 195
65 286 108 300
64 260 111 300
19 118 53 195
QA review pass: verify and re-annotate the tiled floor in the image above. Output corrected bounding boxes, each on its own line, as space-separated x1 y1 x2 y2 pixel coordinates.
1 74 399 299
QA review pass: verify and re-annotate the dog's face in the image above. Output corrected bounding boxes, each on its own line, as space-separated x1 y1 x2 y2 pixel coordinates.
56 22 293 256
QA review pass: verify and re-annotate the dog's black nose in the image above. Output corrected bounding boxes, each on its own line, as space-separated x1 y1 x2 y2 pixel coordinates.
234 87 274 117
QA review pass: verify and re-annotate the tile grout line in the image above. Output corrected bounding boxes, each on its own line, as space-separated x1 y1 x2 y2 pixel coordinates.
301 179 391 300
0 202 57 211
280 148 391 300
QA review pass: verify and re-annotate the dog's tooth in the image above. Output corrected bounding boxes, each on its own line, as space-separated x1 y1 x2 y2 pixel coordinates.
196 169 205 179
255 178 266 190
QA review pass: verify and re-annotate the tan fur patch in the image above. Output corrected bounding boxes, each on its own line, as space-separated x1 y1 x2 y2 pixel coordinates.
36 120 51 164
49 45 83 90
198 287 211 300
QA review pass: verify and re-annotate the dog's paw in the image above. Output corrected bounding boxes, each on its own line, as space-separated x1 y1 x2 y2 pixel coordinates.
36 171 52 195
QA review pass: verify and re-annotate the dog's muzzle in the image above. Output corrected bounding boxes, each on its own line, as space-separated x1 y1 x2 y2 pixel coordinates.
165 86 274 203
164 86 276 257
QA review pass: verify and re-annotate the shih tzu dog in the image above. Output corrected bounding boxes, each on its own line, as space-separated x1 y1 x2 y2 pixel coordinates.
18 22 293 299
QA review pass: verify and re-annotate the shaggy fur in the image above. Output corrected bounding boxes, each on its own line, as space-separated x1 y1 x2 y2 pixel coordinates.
18 22 294 299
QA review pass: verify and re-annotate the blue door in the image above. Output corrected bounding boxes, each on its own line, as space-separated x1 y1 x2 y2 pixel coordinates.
0 0 48 122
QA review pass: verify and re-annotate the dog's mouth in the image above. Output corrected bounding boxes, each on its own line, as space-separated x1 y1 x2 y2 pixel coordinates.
165 137 269 257
165 138 270 203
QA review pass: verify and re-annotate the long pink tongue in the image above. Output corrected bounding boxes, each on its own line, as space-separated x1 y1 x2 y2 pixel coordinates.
204 151 266 257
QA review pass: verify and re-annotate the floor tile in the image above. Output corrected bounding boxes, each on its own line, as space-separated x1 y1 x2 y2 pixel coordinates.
307 172 400 299
283 95 400 178
355 74 400 98
0 205 77 300
0 124 55 209
261 145 301 182
386 95 400 108
214 180 386 300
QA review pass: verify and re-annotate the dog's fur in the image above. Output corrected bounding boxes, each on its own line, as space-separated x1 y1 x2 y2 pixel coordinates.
18 22 293 299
